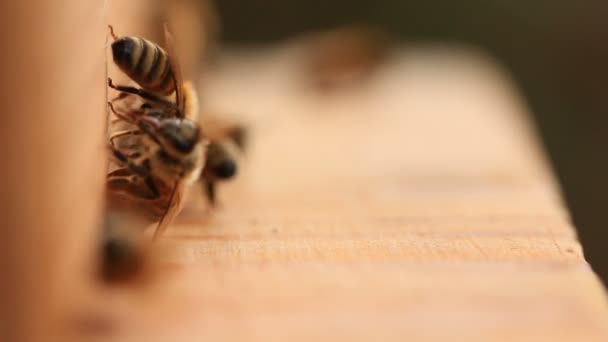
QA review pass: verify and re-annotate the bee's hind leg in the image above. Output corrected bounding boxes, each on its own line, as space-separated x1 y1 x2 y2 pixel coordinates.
107 78 177 110
110 92 130 103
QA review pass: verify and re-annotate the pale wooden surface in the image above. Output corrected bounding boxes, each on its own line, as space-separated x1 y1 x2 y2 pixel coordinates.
71 45 608 341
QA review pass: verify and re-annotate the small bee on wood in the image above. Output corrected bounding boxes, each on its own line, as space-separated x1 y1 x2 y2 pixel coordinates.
106 24 205 238
199 118 248 206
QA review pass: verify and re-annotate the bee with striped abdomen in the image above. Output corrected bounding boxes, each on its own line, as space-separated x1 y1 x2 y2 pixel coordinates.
108 24 185 118
110 31 175 96
106 25 205 238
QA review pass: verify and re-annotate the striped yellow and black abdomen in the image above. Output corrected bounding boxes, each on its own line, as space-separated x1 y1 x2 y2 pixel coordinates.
111 37 175 96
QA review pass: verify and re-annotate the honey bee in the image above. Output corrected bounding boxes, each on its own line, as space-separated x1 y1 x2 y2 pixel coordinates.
199 119 247 205
106 24 205 238
108 24 185 117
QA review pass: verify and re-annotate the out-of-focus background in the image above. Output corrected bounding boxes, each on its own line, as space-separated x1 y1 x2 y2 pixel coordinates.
212 1 608 284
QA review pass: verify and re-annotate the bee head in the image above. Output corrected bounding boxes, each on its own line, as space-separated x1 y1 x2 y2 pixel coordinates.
207 142 238 179
213 159 237 179
156 118 201 155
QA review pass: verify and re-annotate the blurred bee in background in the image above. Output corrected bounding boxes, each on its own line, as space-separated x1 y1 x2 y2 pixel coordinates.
298 25 394 92
106 24 205 238
199 118 248 206
99 210 149 283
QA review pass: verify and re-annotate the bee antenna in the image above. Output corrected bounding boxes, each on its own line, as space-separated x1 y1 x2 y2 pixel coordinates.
108 25 118 40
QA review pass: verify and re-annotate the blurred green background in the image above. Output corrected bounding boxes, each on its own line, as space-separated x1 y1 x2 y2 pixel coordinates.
215 1 608 284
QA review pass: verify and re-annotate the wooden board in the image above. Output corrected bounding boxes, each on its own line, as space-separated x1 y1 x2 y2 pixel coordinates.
75 46 608 341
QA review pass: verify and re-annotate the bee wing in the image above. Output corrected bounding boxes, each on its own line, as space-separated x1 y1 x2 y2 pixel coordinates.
199 115 247 151
163 23 185 117
181 81 200 122
152 179 185 239
107 169 168 226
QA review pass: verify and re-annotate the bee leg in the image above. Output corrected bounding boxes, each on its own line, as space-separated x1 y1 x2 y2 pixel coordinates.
143 176 161 199
107 101 136 123
110 117 124 125
107 168 157 200
108 25 118 40
110 129 143 147
107 78 178 110
202 179 217 206
111 147 160 199
110 92 130 103
109 129 143 148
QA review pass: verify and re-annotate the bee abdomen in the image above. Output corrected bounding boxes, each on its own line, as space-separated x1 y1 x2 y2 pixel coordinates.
111 37 175 96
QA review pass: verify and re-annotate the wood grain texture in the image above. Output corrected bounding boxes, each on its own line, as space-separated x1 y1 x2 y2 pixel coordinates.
82 45 608 341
